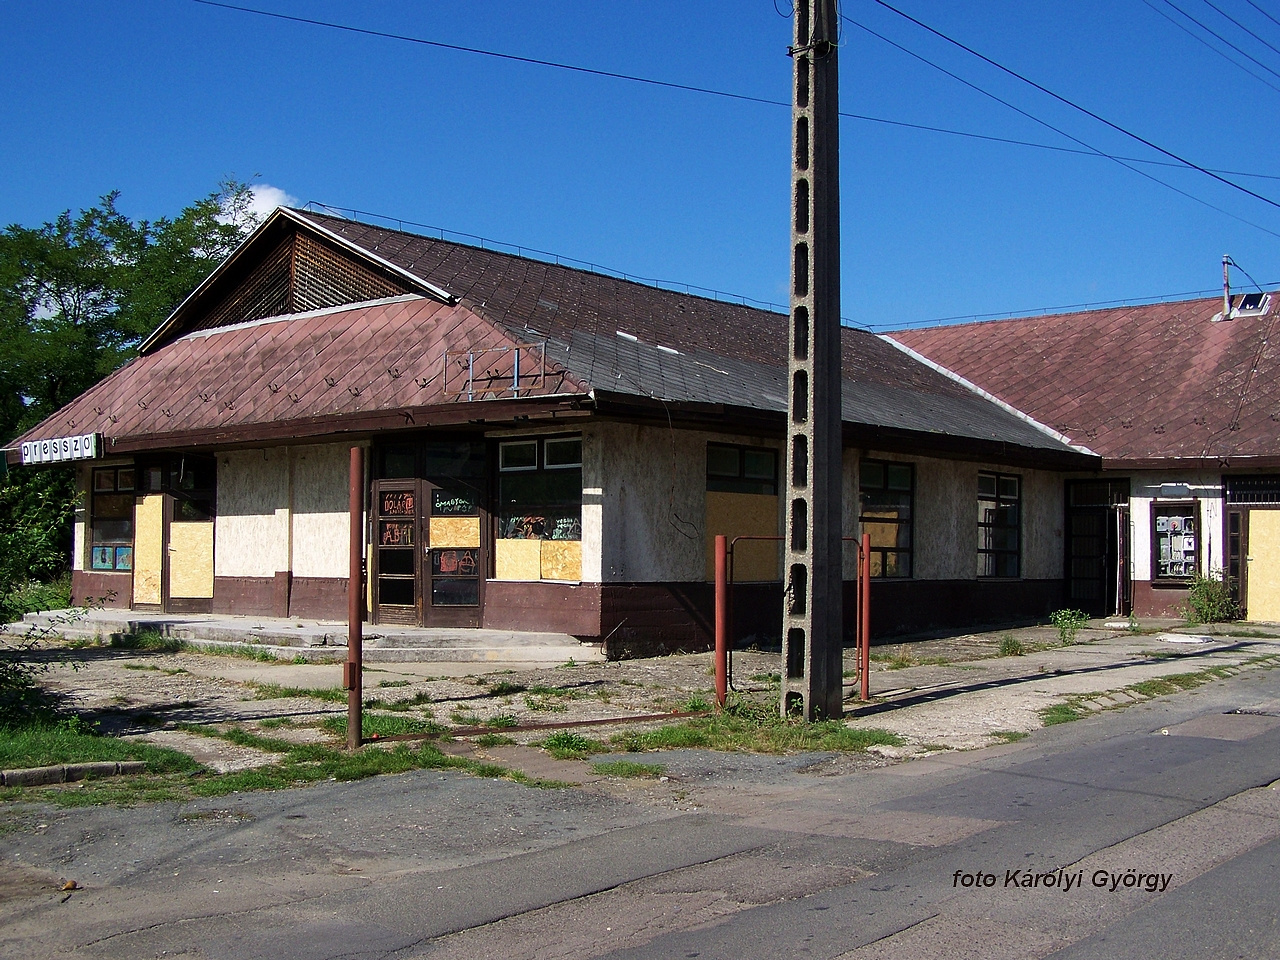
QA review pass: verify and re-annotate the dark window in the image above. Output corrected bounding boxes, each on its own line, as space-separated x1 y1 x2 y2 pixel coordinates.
706 443 778 495
1226 476 1280 504
859 460 913 578
498 436 582 541
1152 501 1198 582
90 467 135 571
978 472 1020 578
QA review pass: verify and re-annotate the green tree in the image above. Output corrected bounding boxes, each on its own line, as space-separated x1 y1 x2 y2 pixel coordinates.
1 181 257 613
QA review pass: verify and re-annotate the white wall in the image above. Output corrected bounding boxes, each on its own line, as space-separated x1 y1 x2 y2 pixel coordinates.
290 443 352 579
1128 472 1223 581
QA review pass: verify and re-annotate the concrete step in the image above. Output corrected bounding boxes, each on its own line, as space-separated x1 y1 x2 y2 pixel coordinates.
9 609 604 664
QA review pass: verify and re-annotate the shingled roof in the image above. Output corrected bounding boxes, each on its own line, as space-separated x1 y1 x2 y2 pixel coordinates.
7 208 1092 467
890 292 1280 468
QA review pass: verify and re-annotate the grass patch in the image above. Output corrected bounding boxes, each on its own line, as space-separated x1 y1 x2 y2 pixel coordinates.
251 682 347 704
998 635 1025 657
1040 701 1090 726
486 714 518 728
591 760 666 778
488 681 527 696
611 700 904 755
110 630 183 653
540 731 607 760
990 730 1029 743
377 680 410 688
0 719 200 773
475 733 516 747
524 696 569 713
195 643 279 662
683 694 712 712
321 713 446 740
368 691 434 711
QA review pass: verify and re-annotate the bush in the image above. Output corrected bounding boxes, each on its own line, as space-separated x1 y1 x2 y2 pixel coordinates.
1182 572 1238 624
1049 609 1090 645
998 634 1025 657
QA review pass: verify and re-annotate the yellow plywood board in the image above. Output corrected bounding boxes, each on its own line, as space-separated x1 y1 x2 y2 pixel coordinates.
169 522 214 599
133 494 164 605
1248 510 1280 622
495 539 541 580
429 516 480 548
541 541 582 582
705 492 780 582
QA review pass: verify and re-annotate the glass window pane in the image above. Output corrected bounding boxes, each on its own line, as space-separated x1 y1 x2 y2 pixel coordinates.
431 548 480 577
860 461 885 489
380 445 416 478
544 437 582 468
378 578 415 606
999 476 1019 499
432 579 480 606
743 450 776 481
707 445 740 477
978 473 997 498
500 441 538 471
432 488 477 516
886 464 912 491
378 549 415 576
423 440 486 478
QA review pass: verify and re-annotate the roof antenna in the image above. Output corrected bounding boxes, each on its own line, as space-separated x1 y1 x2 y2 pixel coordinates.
1222 255 1233 322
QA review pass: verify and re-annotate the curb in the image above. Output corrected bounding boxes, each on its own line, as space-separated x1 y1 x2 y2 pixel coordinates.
1 761 147 787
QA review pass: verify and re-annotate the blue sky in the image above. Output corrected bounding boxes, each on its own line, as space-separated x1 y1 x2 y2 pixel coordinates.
2 0 1278 328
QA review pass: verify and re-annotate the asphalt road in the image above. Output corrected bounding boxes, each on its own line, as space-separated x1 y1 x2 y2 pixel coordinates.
4 663 1280 960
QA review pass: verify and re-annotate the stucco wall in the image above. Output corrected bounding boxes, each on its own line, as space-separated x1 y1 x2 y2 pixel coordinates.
215 449 290 578
290 443 351 579
862 451 1064 582
73 463 89 572
1128 472 1223 581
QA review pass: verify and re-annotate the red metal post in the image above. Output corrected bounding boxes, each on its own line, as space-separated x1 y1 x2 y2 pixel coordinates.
347 446 364 751
860 533 871 702
714 535 729 709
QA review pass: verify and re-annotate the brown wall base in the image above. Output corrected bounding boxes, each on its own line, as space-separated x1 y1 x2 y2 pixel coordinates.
601 583 716 658
483 581 602 637
213 576 275 616
863 579 1066 638
1132 581 1188 618
288 577 349 621
71 570 132 609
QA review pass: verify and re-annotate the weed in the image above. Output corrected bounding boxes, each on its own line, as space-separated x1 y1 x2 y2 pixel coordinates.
1181 571 1239 624
475 733 516 748
1049 609 1090 646
486 714 518 728
998 635 1025 657
540 731 606 760
450 711 482 726
683 694 712 712
251 682 346 704
990 730 1029 743
377 680 411 688
1040 701 1089 725
524 695 569 713
321 713 446 740
198 643 279 662
488 681 527 696
591 760 666 778
110 630 182 653
1127 613 1143 634
122 663 161 671
558 659 578 669
258 717 296 729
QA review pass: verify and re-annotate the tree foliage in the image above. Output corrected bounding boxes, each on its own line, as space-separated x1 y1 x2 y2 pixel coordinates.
1 181 258 612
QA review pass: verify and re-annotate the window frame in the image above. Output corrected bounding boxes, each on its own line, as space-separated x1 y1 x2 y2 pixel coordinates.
705 443 779 496
977 471 1021 579
1150 499 1200 585
89 465 136 573
858 459 914 579
496 434 583 542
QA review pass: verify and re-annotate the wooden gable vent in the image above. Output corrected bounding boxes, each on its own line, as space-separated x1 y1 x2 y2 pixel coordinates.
188 231 416 335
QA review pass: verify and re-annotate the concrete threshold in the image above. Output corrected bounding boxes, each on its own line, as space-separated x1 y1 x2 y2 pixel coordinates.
10 608 604 664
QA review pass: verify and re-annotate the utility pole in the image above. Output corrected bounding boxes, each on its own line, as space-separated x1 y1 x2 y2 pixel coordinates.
781 0 843 720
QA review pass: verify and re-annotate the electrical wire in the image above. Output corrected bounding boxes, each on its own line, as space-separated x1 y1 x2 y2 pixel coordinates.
867 0 1280 211
1245 0 1280 32
1139 0 1280 94
186 0 1280 183
843 14 1280 240
1160 0 1280 79
1227 257 1267 293
1197 0 1280 59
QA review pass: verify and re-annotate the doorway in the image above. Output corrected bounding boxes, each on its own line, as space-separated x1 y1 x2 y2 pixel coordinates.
131 456 217 613
1065 479 1131 617
370 438 487 627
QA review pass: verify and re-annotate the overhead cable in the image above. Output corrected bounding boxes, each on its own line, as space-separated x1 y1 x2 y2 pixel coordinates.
1139 0 1280 94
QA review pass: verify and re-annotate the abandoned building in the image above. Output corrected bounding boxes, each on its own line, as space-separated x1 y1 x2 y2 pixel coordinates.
12 206 1215 656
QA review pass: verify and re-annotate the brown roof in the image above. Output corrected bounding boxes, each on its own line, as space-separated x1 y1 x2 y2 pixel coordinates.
7 209 1091 466
890 293 1280 467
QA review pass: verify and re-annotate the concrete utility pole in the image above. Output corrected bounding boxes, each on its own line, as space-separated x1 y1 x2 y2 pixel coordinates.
782 0 844 720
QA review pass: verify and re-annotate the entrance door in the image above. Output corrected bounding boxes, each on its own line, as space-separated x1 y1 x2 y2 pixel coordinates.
132 457 216 613
371 478 484 627
1246 510 1280 622
1066 480 1131 617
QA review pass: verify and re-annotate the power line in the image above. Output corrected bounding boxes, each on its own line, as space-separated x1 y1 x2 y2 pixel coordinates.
868 0 1280 211
868 280 1280 330
187 0 1280 183
1160 0 1280 80
843 14 1280 240
1139 0 1280 94
1197 0 1280 60
1245 0 1280 33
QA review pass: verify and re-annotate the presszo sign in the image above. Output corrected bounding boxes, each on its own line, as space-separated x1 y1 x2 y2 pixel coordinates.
20 433 100 465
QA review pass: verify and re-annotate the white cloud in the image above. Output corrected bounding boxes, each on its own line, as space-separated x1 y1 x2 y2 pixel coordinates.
245 183 300 220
